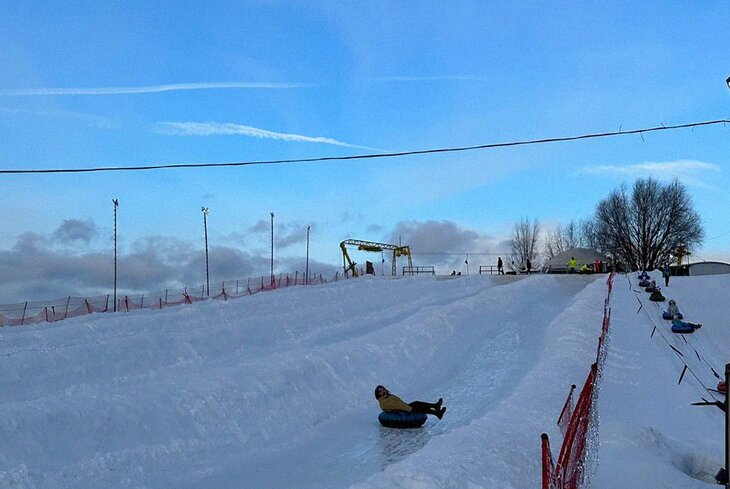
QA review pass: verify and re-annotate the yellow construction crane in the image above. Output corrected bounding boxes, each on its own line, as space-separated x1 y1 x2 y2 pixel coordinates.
340 239 413 277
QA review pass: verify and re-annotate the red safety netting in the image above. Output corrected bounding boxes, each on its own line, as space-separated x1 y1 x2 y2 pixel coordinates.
0 270 346 327
542 272 614 489
557 384 576 436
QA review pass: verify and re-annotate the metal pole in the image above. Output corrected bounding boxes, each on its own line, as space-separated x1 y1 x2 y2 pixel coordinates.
270 212 275 287
113 199 118 312
726 362 729 489
202 207 210 297
305 225 310 285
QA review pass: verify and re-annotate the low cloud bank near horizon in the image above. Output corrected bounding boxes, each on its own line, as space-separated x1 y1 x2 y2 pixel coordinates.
384 220 510 273
0 223 336 305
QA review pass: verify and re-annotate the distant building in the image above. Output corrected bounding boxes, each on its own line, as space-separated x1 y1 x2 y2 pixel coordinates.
543 247 610 274
671 261 730 276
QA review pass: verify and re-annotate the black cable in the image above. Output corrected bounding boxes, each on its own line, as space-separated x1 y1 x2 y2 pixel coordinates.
1 118 728 175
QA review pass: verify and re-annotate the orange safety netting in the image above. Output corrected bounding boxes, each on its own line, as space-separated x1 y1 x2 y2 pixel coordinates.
0 270 344 327
542 272 614 489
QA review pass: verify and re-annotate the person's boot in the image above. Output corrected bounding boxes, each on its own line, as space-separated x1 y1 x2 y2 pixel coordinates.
436 398 443 409
436 407 446 419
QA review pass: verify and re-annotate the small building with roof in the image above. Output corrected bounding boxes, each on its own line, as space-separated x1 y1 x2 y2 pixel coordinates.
670 261 730 276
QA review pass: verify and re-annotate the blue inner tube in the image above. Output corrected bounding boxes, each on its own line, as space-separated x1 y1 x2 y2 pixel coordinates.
663 312 683 320
378 411 428 429
672 322 694 334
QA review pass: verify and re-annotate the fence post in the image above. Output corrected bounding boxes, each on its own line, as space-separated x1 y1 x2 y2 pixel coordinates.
140 295 144 308
105 294 109 312
165 289 168 306
236 280 239 295
85 299 92 314
64 296 70 319
247 278 252 295
44 306 49 323
725 363 729 488
20 301 28 325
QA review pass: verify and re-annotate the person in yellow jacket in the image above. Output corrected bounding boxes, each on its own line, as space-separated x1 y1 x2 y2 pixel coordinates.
374 385 446 419
567 257 578 274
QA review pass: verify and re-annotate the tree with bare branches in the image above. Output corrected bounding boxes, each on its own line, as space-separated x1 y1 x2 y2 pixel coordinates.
587 178 703 270
511 218 541 270
544 220 584 259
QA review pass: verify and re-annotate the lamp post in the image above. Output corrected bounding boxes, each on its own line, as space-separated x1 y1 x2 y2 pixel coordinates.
270 212 275 287
113 199 118 312
202 207 210 297
305 225 310 285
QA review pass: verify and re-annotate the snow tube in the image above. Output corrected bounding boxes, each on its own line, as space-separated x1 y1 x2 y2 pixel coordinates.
645 286 657 292
662 311 683 320
671 321 695 334
639 279 650 287
649 292 665 302
378 411 427 429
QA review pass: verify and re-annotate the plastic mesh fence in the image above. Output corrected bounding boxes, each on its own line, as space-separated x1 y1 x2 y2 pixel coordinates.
0 271 341 327
541 272 614 489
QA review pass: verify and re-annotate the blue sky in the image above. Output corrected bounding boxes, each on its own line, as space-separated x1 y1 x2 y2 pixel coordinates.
1 2 729 302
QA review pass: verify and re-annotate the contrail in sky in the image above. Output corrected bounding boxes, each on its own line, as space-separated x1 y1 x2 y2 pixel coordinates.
365 75 486 82
0 82 312 96
158 121 383 152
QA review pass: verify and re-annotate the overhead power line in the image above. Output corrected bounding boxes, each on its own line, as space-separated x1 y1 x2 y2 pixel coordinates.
1 118 728 175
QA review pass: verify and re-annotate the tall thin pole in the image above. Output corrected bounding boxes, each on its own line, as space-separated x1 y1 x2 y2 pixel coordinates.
305 225 310 285
202 207 210 297
270 212 275 286
725 362 729 489
113 199 119 312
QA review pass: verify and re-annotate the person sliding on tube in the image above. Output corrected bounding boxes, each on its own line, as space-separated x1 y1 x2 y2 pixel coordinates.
667 299 681 318
672 314 701 330
374 385 446 419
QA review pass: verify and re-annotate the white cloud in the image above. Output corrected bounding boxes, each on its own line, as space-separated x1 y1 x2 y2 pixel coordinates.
0 106 115 128
580 160 722 189
157 121 382 152
0 82 311 96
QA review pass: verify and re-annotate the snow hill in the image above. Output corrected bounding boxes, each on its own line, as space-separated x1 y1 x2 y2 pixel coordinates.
0 272 727 489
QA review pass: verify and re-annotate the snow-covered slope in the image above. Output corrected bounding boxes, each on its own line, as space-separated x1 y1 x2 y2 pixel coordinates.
0 272 726 488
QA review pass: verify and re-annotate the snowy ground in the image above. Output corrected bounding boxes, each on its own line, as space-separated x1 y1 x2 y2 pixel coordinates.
0 272 726 488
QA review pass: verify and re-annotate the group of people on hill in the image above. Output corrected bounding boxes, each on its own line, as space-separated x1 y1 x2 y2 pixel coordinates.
637 269 702 332
495 256 531 275
567 257 611 274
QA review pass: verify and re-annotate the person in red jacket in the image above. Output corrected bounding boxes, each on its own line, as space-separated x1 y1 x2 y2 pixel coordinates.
374 385 446 418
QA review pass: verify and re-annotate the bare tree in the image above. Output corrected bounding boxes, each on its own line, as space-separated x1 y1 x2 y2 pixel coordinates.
544 220 583 259
511 218 541 269
592 178 703 270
